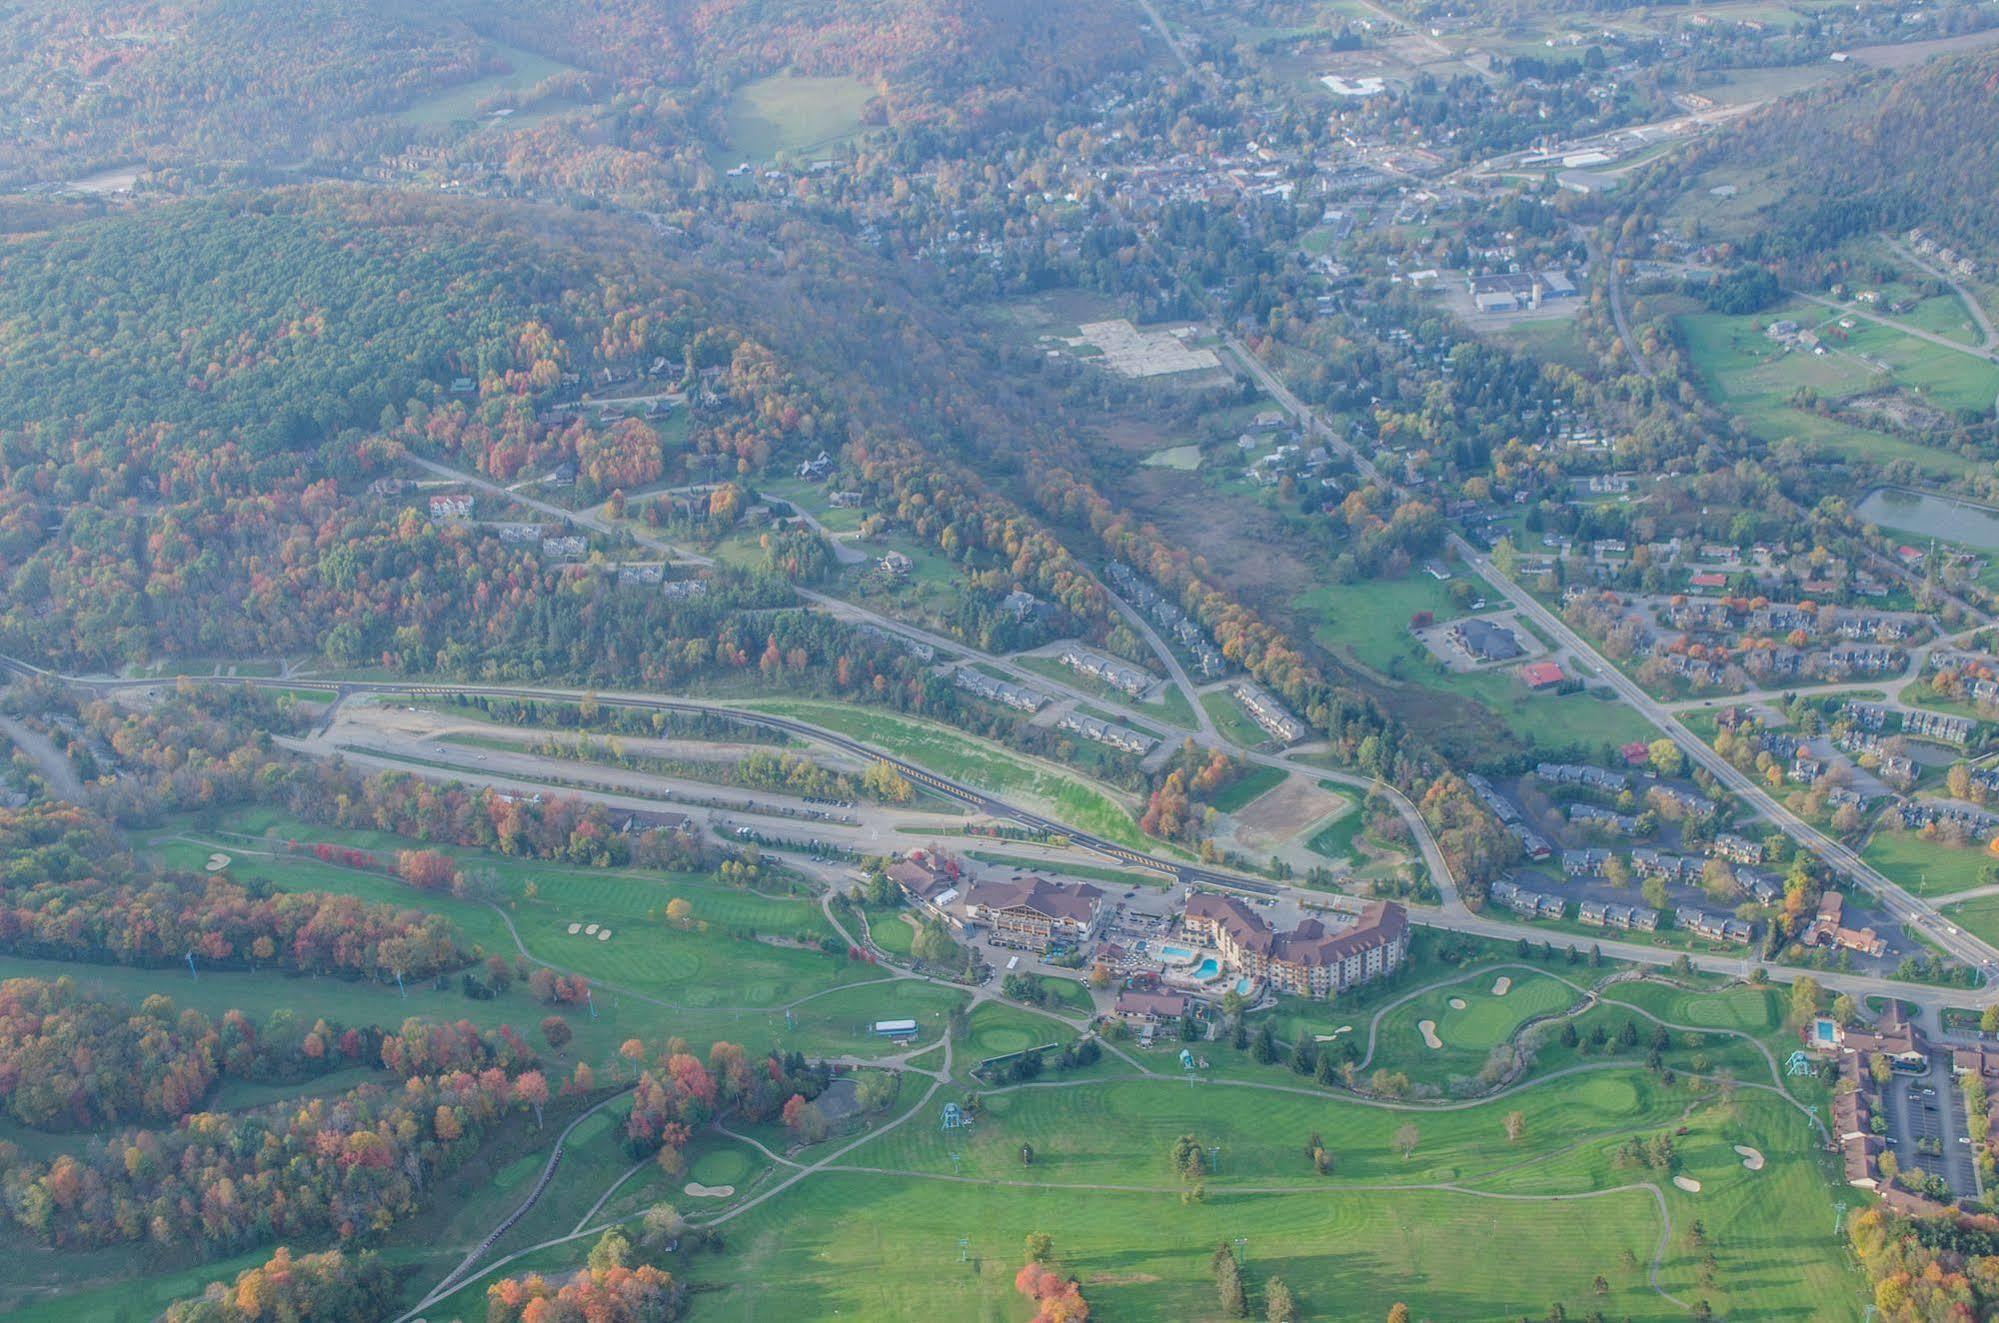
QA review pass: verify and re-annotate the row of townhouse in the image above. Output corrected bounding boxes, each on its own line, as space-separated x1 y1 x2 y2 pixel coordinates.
1631 849 1705 884
1675 906 1754 945
1230 682 1309 744
1055 712 1159 757
1534 762 1628 794
1105 562 1228 679
1568 803 1642 834
1490 878 1565 919
953 668 1050 712
1577 900 1660 932
1056 644 1157 697
1904 710 1974 746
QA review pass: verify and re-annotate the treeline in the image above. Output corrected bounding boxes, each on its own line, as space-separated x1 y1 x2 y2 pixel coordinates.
0 978 390 1132
0 1064 556 1253
165 1246 398 1323
0 802 468 980
623 1040 831 1174
1848 1205 1999 1322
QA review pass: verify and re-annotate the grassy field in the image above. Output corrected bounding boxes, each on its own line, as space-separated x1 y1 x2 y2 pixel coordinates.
736 700 1161 852
1940 893 1999 952
720 74 876 161
1140 681 1201 731
1210 763 1287 814
1678 300 1991 476
675 1074 1856 1322
1291 577 1659 752
1861 828 1999 896
400 44 579 127
1304 818 1364 863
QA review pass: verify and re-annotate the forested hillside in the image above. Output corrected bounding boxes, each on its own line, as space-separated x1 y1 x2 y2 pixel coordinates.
0 0 1141 186
1674 50 1999 265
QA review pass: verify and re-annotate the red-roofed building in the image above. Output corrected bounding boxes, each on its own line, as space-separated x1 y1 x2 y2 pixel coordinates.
1688 571 1728 589
1519 660 1566 690
1620 741 1651 766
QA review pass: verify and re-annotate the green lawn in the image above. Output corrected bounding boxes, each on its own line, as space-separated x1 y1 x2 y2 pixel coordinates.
674 1076 1857 1322
1861 829 1999 896
1366 971 1583 1086
1201 690 1273 748
1210 763 1287 815
1292 577 1660 753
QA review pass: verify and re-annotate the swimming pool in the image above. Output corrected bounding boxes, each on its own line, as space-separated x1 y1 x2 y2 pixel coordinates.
1235 977 1256 996
1159 944 1196 964
1192 957 1221 980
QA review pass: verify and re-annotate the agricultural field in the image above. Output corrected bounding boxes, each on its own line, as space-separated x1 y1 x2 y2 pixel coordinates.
717 75 877 161
1678 299 1994 476
399 44 581 128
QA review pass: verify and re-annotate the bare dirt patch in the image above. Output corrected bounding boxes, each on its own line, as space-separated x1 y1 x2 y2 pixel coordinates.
1229 775 1351 851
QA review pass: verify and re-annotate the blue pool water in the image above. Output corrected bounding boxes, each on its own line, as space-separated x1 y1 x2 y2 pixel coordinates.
1159 944 1195 962
1235 978 1255 996
1192 958 1221 980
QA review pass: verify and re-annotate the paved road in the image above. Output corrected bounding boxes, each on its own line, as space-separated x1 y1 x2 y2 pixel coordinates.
1579 227 1655 380
1885 236 1997 348
1793 291 1999 365
25 654 1986 1012
1456 537 1999 978
1222 327 1999 983
1096 580 1220 741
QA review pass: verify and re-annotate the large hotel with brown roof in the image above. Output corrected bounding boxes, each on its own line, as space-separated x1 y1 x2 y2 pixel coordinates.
1182 892 1409 999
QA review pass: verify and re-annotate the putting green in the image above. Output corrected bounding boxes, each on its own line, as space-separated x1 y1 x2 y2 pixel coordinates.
691 1145 755 1188
1370 971 1582 1085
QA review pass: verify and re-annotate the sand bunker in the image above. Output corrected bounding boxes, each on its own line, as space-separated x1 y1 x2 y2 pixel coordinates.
1448 997 1468 1010
1418 1020 1443 1050
1672 1176 1702 1193
684 1182 734 1199
597 929 612 941
567 922 582 935
1734 1145 1765 1172
1312 1025 1355 1043
584 923 600 936
1491 976 1513 996
205 853 231 872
